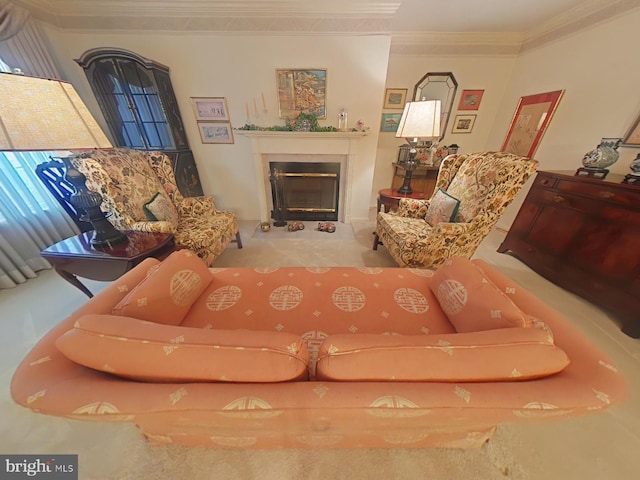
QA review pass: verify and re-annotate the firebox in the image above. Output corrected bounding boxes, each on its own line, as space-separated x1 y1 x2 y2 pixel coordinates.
269 162 340 222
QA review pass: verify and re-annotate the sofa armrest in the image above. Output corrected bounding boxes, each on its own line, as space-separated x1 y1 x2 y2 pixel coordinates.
130 220 177 234
177 195 217 216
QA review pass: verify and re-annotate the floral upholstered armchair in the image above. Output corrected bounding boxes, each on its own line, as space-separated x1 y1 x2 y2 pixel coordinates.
373 151 538 269
70 148 241 266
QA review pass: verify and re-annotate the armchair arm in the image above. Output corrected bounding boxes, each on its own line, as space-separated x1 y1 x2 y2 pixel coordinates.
130 221 177 234
396 198 431 218
177 195 217 216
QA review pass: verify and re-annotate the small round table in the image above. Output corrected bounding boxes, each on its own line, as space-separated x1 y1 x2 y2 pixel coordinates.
377 188 426 213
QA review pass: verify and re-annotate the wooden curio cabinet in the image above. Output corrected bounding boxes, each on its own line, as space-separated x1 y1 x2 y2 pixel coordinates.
75 48 203 197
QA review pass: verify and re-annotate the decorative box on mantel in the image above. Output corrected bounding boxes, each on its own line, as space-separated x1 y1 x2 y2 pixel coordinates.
237 131 368 223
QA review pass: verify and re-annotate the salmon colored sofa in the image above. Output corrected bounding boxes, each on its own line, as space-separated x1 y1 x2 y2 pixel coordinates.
11 251 627 450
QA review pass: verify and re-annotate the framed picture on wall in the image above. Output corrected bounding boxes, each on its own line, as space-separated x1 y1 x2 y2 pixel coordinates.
501 90 564 158
380 113 402 132
623 111 640 147
451 114 477 133
383 88 408 109
275 68 327 119
197 122 234 144
457 90 484 111
190 97 230 121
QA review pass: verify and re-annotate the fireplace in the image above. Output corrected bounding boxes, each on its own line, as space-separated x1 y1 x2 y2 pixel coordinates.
236 131 367 223
270 162 340 222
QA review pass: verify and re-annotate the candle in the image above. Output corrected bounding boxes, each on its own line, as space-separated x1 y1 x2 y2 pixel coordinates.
261 92 266 109
253 98 258 115
245 103 250 121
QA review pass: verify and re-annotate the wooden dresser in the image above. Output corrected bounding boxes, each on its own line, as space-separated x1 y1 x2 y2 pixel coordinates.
498 170 640 338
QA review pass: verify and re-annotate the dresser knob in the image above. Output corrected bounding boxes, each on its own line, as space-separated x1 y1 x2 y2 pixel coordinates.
552 195 565 203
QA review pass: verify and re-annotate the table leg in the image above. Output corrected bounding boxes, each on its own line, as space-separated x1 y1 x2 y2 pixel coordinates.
55 268 94 298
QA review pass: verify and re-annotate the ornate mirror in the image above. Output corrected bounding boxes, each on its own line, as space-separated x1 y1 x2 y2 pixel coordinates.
413 72 458 140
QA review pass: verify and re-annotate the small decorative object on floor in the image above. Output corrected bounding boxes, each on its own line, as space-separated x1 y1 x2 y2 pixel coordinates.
623 153 640 184
287 221 305 232
259 222 271 232
317 222 336 233
576 137 623 179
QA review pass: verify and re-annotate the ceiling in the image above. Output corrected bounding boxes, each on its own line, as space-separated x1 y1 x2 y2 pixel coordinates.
11 0 638 54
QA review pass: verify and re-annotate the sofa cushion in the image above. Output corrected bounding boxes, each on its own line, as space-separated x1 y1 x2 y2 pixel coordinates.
315 326 569 382
56 314 309 383
424 188 460 226
430 257 530 332
112 249 212 326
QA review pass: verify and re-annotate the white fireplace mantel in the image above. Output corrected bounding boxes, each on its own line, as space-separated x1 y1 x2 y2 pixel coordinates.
237 130 368 223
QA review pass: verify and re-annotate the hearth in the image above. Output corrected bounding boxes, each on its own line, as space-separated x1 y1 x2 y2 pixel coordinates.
269 161 340 223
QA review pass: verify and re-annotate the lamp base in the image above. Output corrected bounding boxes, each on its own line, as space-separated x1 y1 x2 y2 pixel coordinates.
89 217 128 249
397 155 417 195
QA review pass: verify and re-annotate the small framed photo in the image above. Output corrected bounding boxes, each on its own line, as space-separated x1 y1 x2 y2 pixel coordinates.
457 90 484 111
197 122 234 144
451 114 477 134
191 97 230 121
381 113 403 132
383 88 408 109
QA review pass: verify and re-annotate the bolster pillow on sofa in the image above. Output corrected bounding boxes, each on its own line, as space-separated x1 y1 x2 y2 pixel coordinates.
56 314 309 383
315 326 569 382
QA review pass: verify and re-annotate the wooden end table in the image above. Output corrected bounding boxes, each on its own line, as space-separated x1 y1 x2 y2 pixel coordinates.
40 231 177 298
377 188 427 213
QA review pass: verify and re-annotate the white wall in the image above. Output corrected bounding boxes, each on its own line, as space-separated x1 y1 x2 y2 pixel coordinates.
486 10 640 227
39 28 391 221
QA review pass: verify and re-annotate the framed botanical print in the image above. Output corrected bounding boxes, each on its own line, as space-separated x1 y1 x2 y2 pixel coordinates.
502 90 564 158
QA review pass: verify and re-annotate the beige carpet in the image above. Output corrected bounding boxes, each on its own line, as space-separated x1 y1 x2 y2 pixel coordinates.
1 218 639 479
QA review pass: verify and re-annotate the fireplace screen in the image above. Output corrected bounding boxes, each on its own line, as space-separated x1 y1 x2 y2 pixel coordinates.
269 162 340 222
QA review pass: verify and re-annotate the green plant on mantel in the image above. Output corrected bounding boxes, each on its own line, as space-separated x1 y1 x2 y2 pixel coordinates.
236 112 338 132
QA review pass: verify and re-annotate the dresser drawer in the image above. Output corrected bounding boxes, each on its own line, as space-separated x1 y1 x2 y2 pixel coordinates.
556 179 638 207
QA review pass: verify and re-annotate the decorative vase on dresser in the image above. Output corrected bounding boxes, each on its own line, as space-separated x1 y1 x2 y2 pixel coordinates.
498 170 640 338
576 137 623 179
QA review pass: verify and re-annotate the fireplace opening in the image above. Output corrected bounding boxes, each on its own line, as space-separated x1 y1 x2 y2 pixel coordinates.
269 162 340 222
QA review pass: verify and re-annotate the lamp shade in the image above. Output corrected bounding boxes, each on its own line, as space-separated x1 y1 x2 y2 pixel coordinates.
395 100 441 140
0 72 112 151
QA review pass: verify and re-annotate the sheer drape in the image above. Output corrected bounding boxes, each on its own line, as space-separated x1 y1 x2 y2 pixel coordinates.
0 152 79 288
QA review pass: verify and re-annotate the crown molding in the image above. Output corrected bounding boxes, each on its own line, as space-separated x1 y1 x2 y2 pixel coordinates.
390 32 524 56
15 0 399 34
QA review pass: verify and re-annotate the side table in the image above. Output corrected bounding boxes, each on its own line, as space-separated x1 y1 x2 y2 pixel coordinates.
40 230 177 298
377 188 427 213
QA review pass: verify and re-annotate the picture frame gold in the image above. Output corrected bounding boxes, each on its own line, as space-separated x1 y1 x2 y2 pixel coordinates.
275 69 327 119
190 97 230 121
383 88 408 109
197 122 234 144
502 90 564 158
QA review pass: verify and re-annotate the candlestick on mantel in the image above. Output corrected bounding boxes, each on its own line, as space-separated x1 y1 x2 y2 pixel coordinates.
261 92 266 110
245 103 251 123
253 98 258 115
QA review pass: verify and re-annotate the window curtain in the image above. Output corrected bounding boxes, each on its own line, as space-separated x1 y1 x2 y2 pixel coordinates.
0 152 79 289
0 6 79 288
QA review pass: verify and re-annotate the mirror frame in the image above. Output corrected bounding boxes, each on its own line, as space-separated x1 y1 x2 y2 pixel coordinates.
413 72 458 141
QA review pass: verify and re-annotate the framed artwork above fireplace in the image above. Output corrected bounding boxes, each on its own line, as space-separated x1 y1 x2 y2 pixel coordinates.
276 68 327 119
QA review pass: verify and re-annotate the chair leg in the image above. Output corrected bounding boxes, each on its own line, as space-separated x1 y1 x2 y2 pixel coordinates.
372 232 380 250
235 231 243 249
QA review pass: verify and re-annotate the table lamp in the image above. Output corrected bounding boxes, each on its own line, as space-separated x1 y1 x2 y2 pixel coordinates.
0 71 127 248
395 99 441 195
